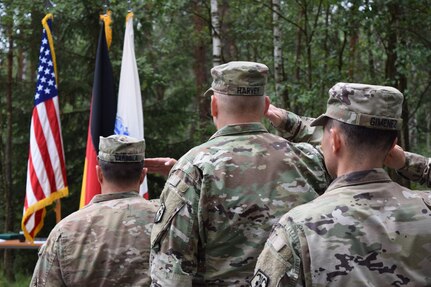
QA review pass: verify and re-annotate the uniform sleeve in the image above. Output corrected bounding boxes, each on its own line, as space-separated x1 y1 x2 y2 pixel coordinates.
397 152 431 187
150 160 201 287
272 110 322 146
30 230 66 287
252 219 306 287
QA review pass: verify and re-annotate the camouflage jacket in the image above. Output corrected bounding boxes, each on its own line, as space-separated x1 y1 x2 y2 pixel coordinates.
30 192 159 287
272 109 322 146
150 123 331 286
275 109 431 187
398 152 431 187
253 169 431 287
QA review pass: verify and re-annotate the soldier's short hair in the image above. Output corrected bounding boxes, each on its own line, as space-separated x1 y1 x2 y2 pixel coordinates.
326 118 398 153
98 160 144 186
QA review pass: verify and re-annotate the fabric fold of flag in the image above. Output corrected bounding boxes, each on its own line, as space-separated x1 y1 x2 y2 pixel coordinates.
114 12 148 198
22 13 68 243
80 15 117 208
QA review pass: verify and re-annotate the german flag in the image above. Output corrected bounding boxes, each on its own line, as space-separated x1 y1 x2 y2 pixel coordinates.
80 14 116 208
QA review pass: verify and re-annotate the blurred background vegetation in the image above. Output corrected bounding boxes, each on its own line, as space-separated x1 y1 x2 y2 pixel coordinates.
0 0 430 284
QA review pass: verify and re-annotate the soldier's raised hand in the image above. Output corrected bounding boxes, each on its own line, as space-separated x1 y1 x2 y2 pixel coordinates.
145 157 177 177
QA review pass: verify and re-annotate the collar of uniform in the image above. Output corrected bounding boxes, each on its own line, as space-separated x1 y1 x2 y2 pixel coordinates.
89 191 140 204
326 168 392 193
209 122 268 140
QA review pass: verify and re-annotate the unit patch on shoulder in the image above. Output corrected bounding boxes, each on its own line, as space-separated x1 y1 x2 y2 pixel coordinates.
250 269 269 287
154 202 166 223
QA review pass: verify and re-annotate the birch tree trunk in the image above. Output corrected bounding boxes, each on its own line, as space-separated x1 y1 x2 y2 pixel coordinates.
192 0 209 140
272 0 288 108
211 0 222 67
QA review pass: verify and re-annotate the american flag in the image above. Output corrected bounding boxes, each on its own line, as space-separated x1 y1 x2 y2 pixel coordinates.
22 14 68 243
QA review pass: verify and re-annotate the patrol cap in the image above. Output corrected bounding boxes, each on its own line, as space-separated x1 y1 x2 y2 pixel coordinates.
98 135 145 163
311 82 403 130
204 61 269 97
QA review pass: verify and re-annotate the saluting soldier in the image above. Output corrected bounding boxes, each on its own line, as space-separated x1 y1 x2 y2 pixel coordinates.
252 83 431 286
150 61 332 286
31 135 158 287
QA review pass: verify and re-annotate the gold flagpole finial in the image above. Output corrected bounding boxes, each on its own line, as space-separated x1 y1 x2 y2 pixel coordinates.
100 10 112 49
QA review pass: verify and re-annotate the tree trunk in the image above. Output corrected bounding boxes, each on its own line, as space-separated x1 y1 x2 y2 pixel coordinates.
210 0 222 67
302 1 313 89
427 110 431 150
320 4 330 99
272 0 288 109
304 0 322 90
16 49 25 81
349 32 358 81
192 0 210 140
293 6 304 113
338 31 347 74
4 19 16 283
365 0 375 80
219 1 237 61
294 8 303 84
366 27 376 80
385 2 410 188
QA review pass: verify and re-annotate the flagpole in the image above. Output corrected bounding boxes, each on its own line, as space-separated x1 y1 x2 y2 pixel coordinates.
55 200 62 223
44 7 63 224
44 6 63 223
43 12 65 226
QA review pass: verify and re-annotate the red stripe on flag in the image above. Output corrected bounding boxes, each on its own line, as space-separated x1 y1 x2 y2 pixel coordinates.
83 128 101 205
28 149 46 202
45 99 67 185
24 194 28 209
33 108 57 194
29 209 44 238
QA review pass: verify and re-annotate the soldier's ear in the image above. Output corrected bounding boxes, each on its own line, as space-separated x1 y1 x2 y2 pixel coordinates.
263 96 270 115
330 127 342 154
390 137 398 150
211 95 218 117
96 165 103 184
140 168 147 184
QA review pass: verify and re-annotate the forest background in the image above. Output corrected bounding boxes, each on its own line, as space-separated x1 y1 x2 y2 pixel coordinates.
0 0 430 284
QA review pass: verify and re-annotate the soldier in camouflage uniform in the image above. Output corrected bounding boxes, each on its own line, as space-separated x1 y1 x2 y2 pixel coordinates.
252 83 431 286
150 61 331 286
266 102 431 187
31 135 159 287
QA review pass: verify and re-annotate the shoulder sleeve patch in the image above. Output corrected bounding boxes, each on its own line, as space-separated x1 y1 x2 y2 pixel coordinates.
154 202 166 223
250 269 269 287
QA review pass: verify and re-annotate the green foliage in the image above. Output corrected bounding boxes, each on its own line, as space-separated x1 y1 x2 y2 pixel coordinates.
0 270 32 287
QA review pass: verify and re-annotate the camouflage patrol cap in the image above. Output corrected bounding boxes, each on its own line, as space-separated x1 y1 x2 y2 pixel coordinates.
98 135 145 163
204 61 269 97
311 83 403 130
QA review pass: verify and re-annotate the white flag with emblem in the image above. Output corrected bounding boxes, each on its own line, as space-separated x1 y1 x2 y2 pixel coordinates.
114 12 148 198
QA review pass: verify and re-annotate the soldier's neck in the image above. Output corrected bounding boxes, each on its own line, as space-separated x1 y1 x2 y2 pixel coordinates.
335 154 384 178
101 181 140 194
